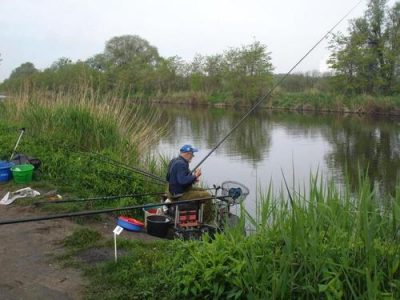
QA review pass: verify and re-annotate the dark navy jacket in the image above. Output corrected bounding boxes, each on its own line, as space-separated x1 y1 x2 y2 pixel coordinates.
166 156 196 195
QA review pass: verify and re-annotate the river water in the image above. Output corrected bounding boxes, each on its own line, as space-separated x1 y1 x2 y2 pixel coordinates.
152 105 400 213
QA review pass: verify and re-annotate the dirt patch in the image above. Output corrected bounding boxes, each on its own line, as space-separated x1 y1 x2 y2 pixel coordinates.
77 247 114 265
76 247 128 265
0 204 85 300
0 198 162 299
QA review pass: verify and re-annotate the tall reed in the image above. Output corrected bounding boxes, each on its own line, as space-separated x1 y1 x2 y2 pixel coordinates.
3 88 165 154
0 88 167 198
168 173 400 299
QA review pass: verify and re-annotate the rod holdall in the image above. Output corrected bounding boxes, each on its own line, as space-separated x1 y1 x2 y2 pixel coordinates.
12 153 42 170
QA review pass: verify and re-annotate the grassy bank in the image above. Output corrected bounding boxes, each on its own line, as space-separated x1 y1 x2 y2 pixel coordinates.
149 91 400 115
2 89 400 298
269 92 400 115
0 90 166 205
63 174 400 299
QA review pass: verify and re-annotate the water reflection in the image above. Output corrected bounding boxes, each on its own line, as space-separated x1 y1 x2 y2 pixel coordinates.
323 116 400 195
151 105 400 198
154 106 273 163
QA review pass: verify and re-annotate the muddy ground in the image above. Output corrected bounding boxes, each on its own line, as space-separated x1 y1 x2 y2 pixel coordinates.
0 194 158 300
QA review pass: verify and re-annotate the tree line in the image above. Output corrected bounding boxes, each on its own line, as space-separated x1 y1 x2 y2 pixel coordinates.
1 0 399 102
0 36 276 102
329 0 400 95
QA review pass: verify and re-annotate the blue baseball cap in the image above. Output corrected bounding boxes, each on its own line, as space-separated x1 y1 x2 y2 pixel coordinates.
180 144 198 153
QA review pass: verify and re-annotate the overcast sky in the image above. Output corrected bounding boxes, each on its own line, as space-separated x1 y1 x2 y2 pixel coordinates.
0 0 388 82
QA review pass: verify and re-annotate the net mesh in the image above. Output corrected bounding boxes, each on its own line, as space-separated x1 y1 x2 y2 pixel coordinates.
221 181 249 204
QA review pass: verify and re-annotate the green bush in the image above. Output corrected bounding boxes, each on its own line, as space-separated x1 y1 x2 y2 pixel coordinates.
166 175 400 299
0 90 166 203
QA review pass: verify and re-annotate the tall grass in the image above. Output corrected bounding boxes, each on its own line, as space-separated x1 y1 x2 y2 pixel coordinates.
167 174 400 299
270 92 400 115
70 173 400 299
0 88 167 198
3 89 164 153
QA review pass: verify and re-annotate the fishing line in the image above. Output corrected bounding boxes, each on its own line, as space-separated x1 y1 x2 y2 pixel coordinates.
97 169 164 186
19 137 167 184
54 142 166 183
32 191 166 206
32 186 219 206
0 195 231 225
76 149 167 184
191 0 363 172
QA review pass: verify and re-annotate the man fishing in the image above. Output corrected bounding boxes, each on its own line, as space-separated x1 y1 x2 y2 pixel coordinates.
166 144 212 220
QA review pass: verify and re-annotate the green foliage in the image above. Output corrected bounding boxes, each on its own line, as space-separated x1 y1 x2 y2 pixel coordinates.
0 90 166 201
3 12 400 108
276 72 331 93
1 36 275 104
74 174 400 299
222 41 273 101
0 125 154 201
9 62 38 80
184 41 274 103
104 35 160 68
166 175 400 299
84 240 174 300
329 0 400 95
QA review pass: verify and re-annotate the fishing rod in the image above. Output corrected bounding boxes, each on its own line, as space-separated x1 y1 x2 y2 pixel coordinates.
32 186 219 206
33 191 166 206
10 128 25 160
0 195 230 226
21 138 167 184
76 149 167 184
98 169 165 186
191 0 363 173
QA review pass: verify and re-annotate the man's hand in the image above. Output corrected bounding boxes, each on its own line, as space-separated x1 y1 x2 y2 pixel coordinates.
194 168 202 181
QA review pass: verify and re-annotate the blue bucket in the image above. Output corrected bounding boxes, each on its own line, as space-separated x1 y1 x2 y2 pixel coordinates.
0 161 15 183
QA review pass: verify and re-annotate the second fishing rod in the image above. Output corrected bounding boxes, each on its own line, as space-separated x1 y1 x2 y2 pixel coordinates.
25 138 168 185
67 147 168 184
31 186 220 206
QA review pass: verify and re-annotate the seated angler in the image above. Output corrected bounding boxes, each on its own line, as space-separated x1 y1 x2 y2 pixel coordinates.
166 144 212 221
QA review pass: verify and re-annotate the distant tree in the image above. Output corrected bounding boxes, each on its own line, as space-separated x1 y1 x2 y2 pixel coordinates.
278 71 329 93
104 35 160 67
86 54 108 72
9 62 38 80
1 35 276 102
222 41 274 101
154 56 186 92
99 35 161 95
203 54 224 93
187 54 206 91
329 0 400 94
50 57 72 70
183 41 273 101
